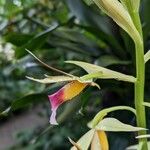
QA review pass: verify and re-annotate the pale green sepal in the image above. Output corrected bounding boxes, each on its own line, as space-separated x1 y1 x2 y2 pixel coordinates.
26 75 100 89
136 135 150 139
69 138 81 150
26 76 79 84
143 102 150 108
65 61 136 83
144 50 150 63
95 118 146 132
88 106 136 128
70 129 95 150
80 71 103 81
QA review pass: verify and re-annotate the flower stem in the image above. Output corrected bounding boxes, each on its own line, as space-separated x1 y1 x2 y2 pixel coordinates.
130 6 148 149
135 39 148 150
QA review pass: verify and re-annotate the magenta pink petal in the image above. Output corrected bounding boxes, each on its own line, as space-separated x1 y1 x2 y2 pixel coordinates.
48 89 64 125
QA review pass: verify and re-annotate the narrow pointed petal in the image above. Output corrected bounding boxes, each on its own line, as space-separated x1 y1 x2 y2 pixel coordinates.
70 129 95 150
48 81 88 125
91 131 109 150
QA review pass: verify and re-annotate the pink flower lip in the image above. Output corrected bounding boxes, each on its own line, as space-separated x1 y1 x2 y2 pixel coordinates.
48 89 64 125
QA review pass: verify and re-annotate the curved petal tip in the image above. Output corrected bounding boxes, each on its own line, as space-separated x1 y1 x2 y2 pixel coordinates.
49 108 58 125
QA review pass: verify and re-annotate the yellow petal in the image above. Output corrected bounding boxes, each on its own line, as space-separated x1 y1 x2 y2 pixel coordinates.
64 81 88 101
91 131 109 150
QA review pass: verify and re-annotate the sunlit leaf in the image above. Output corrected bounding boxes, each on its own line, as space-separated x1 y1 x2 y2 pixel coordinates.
88 106 136 128
65 61 136 83
95 118 146 132
70 129 95 150
144 50 150 63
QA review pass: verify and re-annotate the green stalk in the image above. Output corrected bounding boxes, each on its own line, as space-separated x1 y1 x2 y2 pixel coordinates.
127 2 148 148
135 39 148 150
133 11 147 149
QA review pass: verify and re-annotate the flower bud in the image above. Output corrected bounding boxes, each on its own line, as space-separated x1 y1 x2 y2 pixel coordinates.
93 0 141 42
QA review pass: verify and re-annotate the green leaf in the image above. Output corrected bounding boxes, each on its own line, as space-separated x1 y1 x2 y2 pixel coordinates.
70 129 95 150
144 50 150 63
88 106 136 128
66 0 128 56
4 32 34 46
66 0 111 34
0 93 47 116
95 118 146 132
65 60 136 83
11 93 47 111
15 24 58 58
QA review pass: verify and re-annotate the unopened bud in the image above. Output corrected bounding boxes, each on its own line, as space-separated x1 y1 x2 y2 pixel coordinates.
93 0 141 42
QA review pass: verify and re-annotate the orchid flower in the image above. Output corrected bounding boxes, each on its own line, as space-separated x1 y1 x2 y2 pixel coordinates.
27 75 99 125
48 80 88 125
69 106 145 150
70 117 146 150
26 50 101 125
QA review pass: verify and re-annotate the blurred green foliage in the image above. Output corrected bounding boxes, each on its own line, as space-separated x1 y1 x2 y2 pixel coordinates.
0 0 150 150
